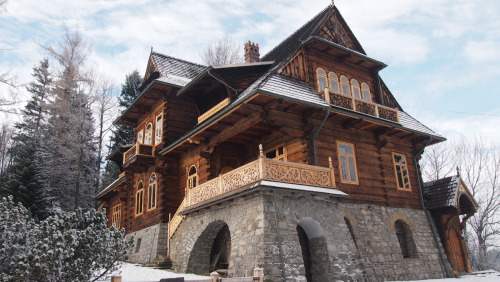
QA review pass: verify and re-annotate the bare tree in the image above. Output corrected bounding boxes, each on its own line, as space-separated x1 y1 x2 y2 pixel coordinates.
91 74 117 198
0 122 13 175
201 37 243 66
421 140 457 181
0 0 8 13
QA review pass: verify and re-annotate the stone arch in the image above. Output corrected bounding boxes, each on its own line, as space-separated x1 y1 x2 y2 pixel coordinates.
393 219 418 258
296 217 329 282
186 220 231 274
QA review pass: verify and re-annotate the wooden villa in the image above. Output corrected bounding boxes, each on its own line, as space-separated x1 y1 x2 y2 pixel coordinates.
97 3 476 281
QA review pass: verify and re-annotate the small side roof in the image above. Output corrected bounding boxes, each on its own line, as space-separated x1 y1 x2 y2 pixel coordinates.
424 175 478 214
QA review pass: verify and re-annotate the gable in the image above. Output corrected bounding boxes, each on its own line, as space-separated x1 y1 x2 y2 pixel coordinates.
143 54 159 84
313 6 365 54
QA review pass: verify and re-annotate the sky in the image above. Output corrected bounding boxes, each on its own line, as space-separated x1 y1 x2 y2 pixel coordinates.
1 0 500 143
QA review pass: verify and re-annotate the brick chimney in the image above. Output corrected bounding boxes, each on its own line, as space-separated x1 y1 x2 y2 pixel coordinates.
244 41 260 63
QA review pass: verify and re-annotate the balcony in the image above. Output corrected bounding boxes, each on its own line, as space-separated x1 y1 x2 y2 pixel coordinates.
123 142 154 169
186 154 336 208
323 89 399 123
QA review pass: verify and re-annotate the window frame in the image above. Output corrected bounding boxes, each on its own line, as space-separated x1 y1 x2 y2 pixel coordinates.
337 141 359 185
392 152 411 191
316 68 328 92
155 112 163 146
328 72 340 93
147 173 157 211
187 165 198 189
137 129 144 144
112 203 122 229
340 75 351 96
265 144 287 161
135 181 144 216
351 79 361 99
144 123 153 145
361 82 371 102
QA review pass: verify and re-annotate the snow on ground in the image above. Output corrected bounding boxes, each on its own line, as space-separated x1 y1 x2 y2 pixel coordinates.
97 263 209 281
100 264 500 282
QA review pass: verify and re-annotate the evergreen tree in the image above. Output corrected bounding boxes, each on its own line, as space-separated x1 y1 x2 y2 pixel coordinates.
2 59 53 220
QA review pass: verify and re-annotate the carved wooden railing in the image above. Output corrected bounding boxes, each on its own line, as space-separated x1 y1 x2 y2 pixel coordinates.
168 197 186 240
323 88 400 123
123 142 154 164
185 149 336 207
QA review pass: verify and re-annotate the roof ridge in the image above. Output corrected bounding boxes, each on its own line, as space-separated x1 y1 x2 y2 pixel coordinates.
261 4 332 61
151 50 206 68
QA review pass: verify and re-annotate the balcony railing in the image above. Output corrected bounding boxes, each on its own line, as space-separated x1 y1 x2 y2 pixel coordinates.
186 151 336 208
323 88 399 123
123 142 154 164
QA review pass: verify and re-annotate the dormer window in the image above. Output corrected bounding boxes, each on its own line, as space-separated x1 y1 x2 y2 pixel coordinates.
329 72 340 93
155 113 163 146
137 129 144 144
316 68 327 92
351 79 361 99
340 75 350 96
144 123 153 145
361 82 371 102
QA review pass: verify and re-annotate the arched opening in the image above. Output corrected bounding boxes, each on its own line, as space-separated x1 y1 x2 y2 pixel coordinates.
394 220 418 258
458 193 476 214
188 165 198 189
296 218 328 282
187 220 231 274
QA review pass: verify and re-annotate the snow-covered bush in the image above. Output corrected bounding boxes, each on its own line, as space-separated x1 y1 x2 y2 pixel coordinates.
0 196 132 281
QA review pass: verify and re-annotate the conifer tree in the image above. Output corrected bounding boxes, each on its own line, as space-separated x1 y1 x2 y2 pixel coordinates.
2 59 53 220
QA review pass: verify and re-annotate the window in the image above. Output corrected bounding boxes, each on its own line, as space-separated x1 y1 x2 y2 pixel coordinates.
361 82 371 102
265 145 287 161
316 68 328 92
148 173 157 210
329 72 340 93
112 204 121 229
137 129 144 144
144 123 153 145
135 181 144 215
393 153 411 190
155 113 163 146
340 75 350 96
187 165 198 189
351 79 361 99
395 221 409 258
337 141 358 184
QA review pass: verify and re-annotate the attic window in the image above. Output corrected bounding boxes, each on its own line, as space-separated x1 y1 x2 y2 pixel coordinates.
317 68 327 92
329 72 340 93
351 79 361 99
361 82 371 102
340 75 350 96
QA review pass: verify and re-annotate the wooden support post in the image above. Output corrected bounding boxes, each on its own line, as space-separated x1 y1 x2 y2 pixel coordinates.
210 271 220 282
253 268 264 282
323 88 331 105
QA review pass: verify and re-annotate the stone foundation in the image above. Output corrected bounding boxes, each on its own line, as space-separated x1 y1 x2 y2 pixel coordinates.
125 223 168 263
167 187 449 281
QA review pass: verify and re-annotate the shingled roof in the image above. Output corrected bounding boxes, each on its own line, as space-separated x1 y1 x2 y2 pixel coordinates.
151 51 205 79
424 175 478 213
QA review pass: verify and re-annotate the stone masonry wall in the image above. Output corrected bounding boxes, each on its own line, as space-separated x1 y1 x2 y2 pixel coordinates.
169 187 448 281
125 223 168 263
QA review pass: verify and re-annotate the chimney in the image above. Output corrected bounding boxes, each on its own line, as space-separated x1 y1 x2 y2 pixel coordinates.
244 41 260 63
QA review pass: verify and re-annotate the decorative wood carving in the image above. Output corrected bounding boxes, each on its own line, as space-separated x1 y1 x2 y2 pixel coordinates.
198 97 230 124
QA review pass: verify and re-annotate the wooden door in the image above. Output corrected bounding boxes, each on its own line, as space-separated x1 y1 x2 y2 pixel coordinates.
447 229 466 272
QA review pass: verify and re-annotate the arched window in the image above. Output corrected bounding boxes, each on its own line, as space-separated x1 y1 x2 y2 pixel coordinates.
137 129 144 144
361 82 371 102
395 220 409 258
340 75 350 96
144 123 153 145
135 181 144 216
188 165 198 189
351 79 361 99
155 113 163 146
316 68 327 92
329 72 340 93
148 173 157 210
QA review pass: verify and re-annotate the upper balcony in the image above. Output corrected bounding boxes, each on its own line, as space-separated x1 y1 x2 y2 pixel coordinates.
123 142 154 170
322 88 400 124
